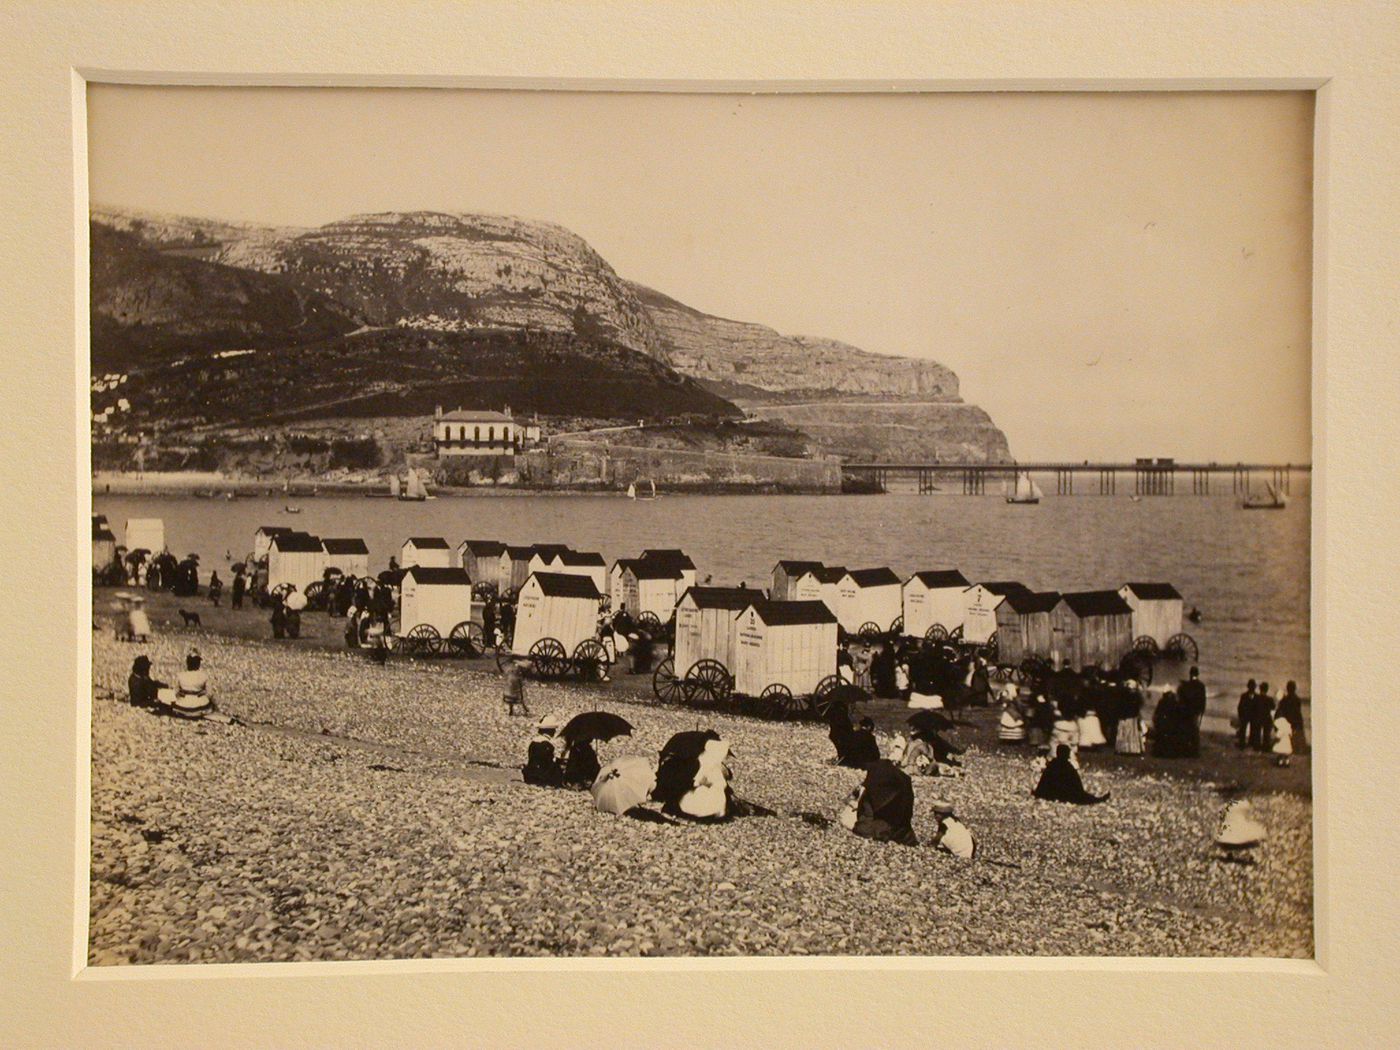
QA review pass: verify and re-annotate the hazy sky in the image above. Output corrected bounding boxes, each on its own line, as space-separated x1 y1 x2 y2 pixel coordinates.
87 86 1313 462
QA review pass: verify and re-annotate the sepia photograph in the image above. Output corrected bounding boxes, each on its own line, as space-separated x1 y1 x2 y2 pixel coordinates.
85 84 1313 964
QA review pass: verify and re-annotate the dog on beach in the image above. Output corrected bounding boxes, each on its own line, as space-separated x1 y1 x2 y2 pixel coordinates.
178 609 202 628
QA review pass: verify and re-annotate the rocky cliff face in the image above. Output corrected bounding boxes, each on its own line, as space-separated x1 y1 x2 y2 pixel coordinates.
630 284 959 401
748 402 1013 464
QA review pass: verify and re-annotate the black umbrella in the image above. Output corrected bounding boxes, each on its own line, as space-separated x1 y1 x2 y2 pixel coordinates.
560 711 633 744
659 729 721 763
907 709 955 736
823 700 853 728
861 759 915 828
828 683 870 706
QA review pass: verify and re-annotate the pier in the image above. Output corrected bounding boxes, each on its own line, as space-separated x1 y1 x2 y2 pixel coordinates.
845 460 1308 496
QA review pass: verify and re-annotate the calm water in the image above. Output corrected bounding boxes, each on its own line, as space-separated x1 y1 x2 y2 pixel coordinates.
94 491 1311 708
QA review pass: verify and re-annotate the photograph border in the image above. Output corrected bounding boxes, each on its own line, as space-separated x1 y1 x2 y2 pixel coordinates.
2 2 1394 1045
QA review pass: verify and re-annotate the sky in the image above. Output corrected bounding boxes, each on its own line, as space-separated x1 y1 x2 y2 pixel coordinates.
87 86 1313 462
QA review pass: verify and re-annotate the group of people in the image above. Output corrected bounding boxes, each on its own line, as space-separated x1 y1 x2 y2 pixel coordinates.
1237 679 1308 766
125 648 215 718
521 714 602 789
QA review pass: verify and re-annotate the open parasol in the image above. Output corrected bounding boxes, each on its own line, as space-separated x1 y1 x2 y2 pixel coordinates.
592 755 657 815
561 711 633 744
907 709 955 737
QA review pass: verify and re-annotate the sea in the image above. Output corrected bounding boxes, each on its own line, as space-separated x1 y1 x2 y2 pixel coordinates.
93 490 1312 719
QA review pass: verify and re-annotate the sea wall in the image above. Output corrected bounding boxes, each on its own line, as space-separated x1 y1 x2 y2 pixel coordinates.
522 441 841 493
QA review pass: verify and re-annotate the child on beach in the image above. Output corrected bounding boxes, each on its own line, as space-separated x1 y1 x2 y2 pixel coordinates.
503 660 529 716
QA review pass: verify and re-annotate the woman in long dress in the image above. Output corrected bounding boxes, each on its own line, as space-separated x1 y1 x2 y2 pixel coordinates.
1114 681 1145 754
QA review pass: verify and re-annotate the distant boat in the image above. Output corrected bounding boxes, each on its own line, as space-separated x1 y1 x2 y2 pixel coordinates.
284 505 302 514
1005 471 1043 504
628 478 657 501
1242 482 1287 510
399 468 432 502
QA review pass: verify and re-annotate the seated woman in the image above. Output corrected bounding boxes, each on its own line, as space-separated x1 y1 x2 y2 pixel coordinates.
1032 745 1110 805
847 759 919 846
165 650 214 718
561 738 602 790
522 715 565 787
127 655 166 709
843 718 883 768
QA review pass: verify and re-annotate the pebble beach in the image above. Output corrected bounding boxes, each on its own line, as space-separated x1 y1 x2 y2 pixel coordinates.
88 620 1313 963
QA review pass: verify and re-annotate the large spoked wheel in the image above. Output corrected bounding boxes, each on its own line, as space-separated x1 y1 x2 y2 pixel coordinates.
403 623 442 656
1164 633 1199 663
529 637 569 680
949 625 965 643
760 683 805 721
446 621 485 658
889 615 903 637
682 659 733 706
924 623 949 645
990 664 1015 684
571 638 612 680
810 674 844 720
857 622 883 642
980 631 999 661
303 580 328 612
1132 635 1160 657
652 657 684 704
637 611 662 633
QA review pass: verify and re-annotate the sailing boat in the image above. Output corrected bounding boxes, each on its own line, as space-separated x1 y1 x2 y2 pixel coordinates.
399 468 431 502
1005 471 1043 505
1241 482 1287 510
632 478 657 501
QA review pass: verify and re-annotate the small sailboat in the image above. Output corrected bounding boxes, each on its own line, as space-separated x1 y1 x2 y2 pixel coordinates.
1005 471 1043 505
1241 482 1287 510
626 482 636 500
399 468 433 501
633 478 657 501
283 505 302 514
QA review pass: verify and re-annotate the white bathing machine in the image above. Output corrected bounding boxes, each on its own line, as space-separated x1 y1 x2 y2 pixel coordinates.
555 550 609 596
638 549 697 594
252 525 292 562
961 581 1031 645
321 538 370 578
507 572 609 677
619 560 686 626
902 569 970 641
668 586 756 701
835 568 903 636
1117 582 1185 650
125 518 166 555
1051 590 1134 672
267 531 326 593
398 566 480 653
498 545 536 594
770 560 824 602
457 540 506 588
733 600 840 713
790 565 844 607
400 536 453 569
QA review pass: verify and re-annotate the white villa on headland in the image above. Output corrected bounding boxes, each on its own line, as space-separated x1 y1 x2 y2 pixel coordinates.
432 407 527 456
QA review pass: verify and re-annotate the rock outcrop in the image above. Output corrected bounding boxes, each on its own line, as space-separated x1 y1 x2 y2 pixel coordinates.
747 401 1013 464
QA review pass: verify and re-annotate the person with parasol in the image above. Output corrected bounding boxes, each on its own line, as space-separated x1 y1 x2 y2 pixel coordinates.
842 759 919 846
556 711 632 789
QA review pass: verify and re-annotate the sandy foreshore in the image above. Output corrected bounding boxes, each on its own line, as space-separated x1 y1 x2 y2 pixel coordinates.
88 595 1313 963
